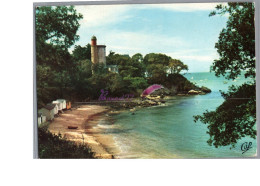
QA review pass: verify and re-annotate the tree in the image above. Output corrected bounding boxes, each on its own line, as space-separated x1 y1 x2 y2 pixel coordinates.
72 44 91 61
132 53 144 63
92 63 108 75
36 6 82 48
143 53 170 84
106 51 116 65
143 53 170 67
168 59 188 74
106 51 123 66
36 6 83 107
194 2 256 148
106 52 145 78
146 64 167 84
123 77 148 93
209 3 255 80
36 6 83 65
130 53 146 77
106 73 128 96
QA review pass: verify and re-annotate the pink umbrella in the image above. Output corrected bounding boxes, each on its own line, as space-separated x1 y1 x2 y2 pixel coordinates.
141 84 164 97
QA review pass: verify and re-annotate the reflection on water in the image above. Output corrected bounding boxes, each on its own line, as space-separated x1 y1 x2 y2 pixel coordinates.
97 72 256 158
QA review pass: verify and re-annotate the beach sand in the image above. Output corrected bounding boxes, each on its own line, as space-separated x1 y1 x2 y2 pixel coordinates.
48 105 119 159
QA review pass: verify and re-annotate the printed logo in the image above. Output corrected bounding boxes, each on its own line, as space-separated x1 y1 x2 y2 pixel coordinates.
98 89 134 101
241 142 252 154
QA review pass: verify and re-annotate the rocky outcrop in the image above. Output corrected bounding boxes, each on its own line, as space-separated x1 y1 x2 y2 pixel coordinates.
188 90 202 95
200 86 212 93
148 85 211 97
149 83 211 97
187 89 208 95
150 87 171 97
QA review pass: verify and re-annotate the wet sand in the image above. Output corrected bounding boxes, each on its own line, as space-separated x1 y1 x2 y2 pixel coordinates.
48 105 120 159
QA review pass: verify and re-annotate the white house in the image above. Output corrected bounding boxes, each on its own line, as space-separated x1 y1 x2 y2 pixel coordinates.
38 104 55 121
52 100 63 111
47 103 58 115
56 99 66 110
42 115 46 123
107 65 118 73
37 113 42 125
38 113 47 126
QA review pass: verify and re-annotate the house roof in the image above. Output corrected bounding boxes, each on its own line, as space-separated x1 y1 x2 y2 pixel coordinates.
47 103 57 107
97 45 106 47
56 99 66 103
43 104 55 110
52 101 60 104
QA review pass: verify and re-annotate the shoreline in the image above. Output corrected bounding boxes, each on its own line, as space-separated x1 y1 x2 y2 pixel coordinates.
45 95 205 159
46 99 170 159
47 104 118 159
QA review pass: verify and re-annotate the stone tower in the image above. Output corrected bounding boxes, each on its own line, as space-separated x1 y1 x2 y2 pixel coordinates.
91 36 98 64
91 36 106 66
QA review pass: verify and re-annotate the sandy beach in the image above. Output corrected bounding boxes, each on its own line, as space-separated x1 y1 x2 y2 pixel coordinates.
48 104 120 159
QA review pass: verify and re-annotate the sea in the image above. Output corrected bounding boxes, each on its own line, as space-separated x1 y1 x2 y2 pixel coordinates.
97 72 257 158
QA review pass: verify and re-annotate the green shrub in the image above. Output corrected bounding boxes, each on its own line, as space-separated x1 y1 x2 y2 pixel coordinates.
38 127 95 159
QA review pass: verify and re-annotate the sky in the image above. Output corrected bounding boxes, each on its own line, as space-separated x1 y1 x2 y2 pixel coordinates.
72 3 228 72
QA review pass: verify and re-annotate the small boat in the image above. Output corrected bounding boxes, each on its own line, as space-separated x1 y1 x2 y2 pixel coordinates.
68 126 78 129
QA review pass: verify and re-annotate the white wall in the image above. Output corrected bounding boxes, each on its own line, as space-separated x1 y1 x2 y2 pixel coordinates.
97 46 106 65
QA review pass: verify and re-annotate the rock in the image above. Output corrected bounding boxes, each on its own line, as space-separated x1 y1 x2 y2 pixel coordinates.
147 100 154 104
150 88 171 96
201 86 211 93
130 108 135 112
147 95 160 100
188 90 202 95
143 100 157 106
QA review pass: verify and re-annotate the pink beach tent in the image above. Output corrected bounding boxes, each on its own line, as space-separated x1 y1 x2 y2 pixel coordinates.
141 84 164 97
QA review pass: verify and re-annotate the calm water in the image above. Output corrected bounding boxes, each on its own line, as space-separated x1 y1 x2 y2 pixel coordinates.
98 72 256 158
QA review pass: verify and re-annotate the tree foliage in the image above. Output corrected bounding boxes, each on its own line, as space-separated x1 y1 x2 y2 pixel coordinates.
168 59 188 74
38 127 94 159
194 83 256 148
194 2 256 148
36 6 83 108
36 6 83 68
143 53 188 84
36 6 82 49
209 3 255 80
72 44 91 61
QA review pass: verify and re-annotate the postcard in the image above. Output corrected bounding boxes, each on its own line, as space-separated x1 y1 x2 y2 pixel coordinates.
34 1 257 158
